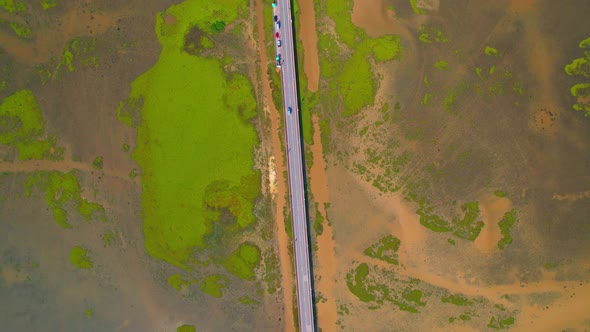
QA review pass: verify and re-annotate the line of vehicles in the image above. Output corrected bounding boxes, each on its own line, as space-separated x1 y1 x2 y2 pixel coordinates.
273 1 282 68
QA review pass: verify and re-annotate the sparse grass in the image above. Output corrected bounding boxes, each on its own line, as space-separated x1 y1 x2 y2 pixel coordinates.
24 171 105 228
199 274 229 298
494 190 507 198
78 199 106 222
92 156 103 170
40 0 57 10
36 37 98 84
0 0 26 13
488 316 515 330
345 263 375 303
363 235 401 265
263 249 280 294
442 294 472 306
409 0 426 14
69 246 93 269
452 201 484 241
498 208 518 249
434 60 449 70
101 231 115 247
167 273 193 292
484 46 500 57
313 204 324 235
401 288 425 307
238 296 258 305
443 81 469 114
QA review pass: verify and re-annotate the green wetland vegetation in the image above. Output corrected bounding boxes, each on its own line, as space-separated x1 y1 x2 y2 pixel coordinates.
0 0 282 330
310 0 590 330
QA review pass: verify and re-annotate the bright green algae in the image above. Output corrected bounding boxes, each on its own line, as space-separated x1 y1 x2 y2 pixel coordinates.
124 0 259 269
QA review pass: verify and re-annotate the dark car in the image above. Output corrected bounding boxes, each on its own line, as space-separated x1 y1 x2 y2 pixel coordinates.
277 40 282 47
274 15 278 22
288 107 292 114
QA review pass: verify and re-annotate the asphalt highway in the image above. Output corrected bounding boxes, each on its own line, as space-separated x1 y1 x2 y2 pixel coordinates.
273 1 316 331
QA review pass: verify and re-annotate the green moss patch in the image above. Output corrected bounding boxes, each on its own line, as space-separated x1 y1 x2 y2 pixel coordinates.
69 246 93 269
199 274 229 298
0 90 63 160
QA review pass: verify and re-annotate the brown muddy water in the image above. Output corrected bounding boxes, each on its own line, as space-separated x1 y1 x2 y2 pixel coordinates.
309 115 338 330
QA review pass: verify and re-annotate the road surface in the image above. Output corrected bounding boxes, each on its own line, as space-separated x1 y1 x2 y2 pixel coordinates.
273 1 316 331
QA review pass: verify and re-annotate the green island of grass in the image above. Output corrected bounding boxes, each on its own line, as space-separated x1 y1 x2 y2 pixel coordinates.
69 246 93 269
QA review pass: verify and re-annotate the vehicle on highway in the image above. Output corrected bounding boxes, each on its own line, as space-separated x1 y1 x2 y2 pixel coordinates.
276 54 282 68
272 1 276 8
274 15 278 22
276 21 280 29
275 32 279 39
277 40 282 47
288 107 292 114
